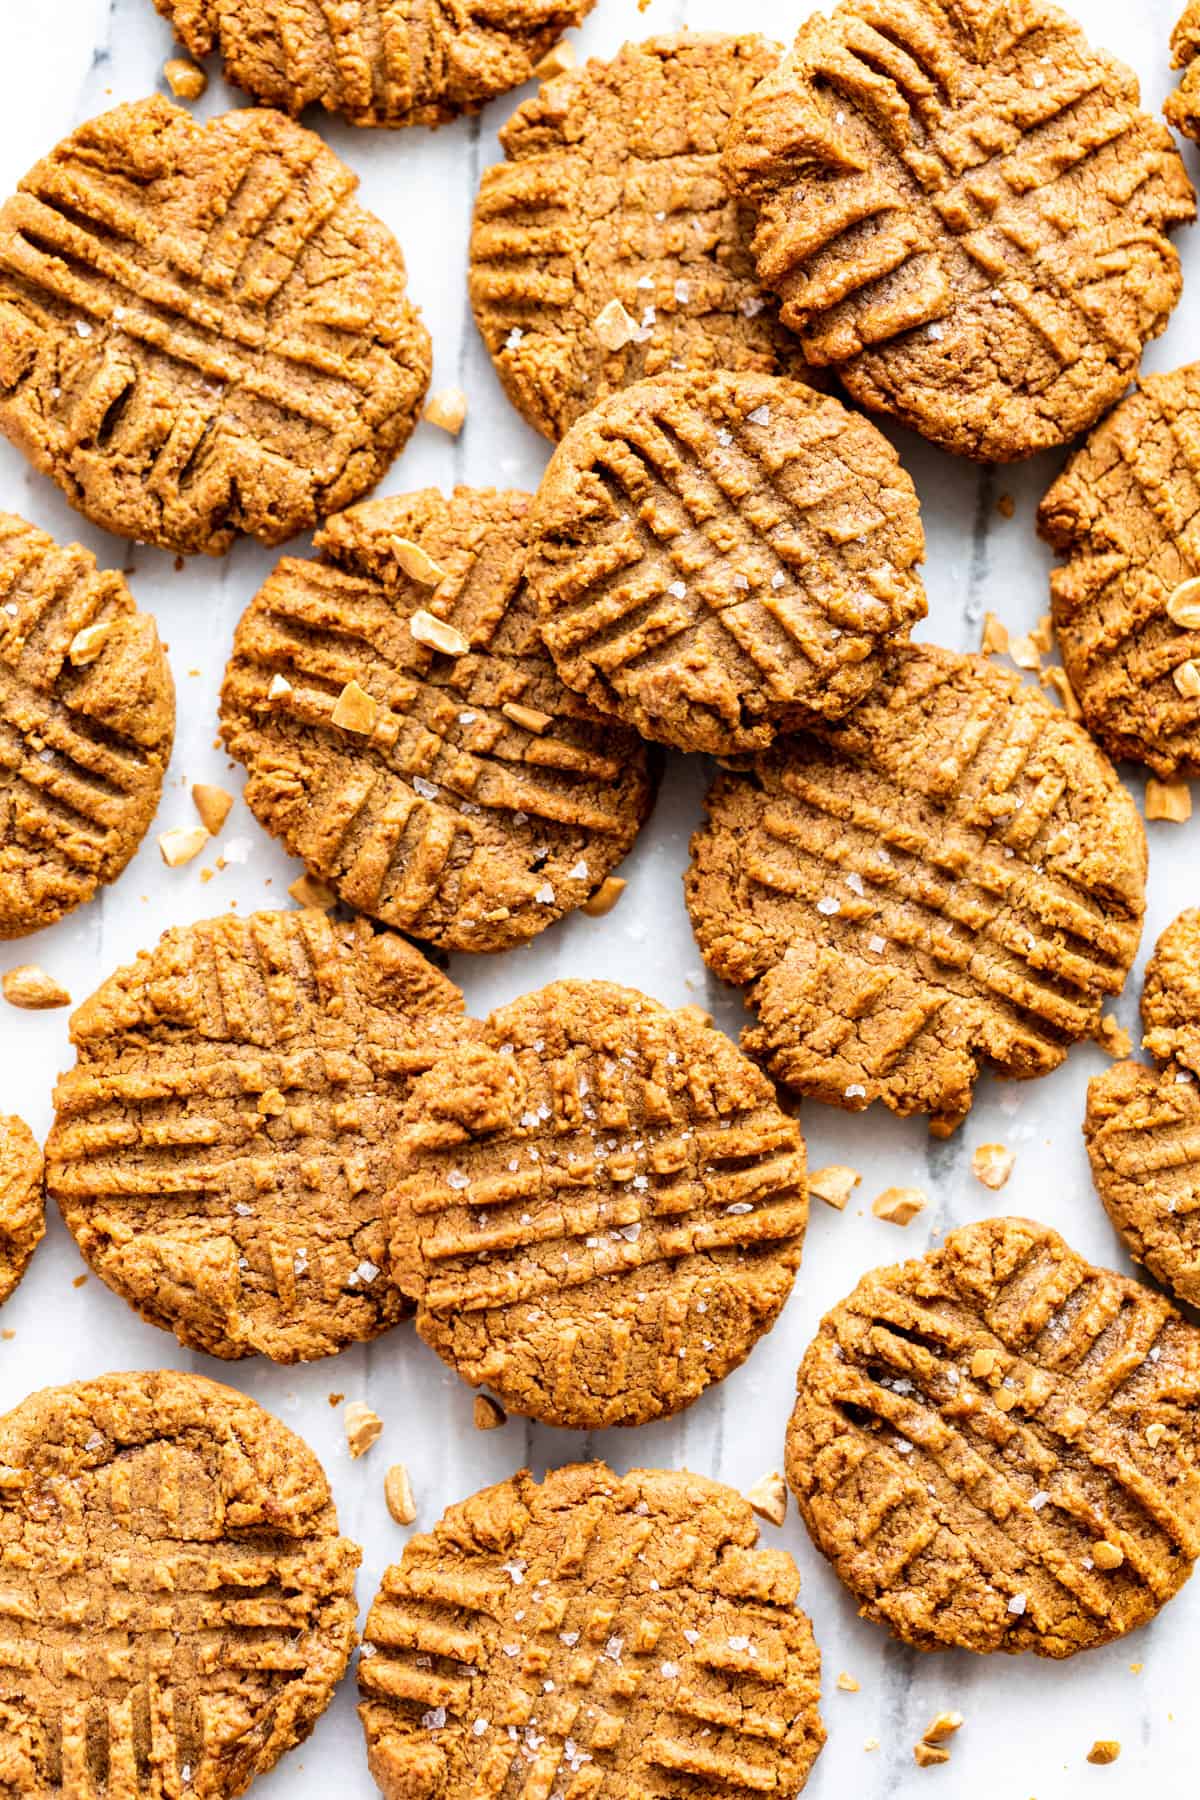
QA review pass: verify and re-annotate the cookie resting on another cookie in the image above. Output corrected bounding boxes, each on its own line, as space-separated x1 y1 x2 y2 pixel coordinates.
722 0 1195 461
525 370 926 756
0 1370 359 1799
787 1217 1200 1656
0 98 431 555
220 488 654 954
388 980 809 1430
359 1462 826 1800
686 643 1146 1134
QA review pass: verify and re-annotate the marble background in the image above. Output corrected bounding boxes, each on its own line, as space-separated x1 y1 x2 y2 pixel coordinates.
2 0 1199 1794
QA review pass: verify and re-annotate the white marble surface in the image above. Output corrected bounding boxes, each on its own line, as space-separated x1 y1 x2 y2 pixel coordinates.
1 0 1198 1793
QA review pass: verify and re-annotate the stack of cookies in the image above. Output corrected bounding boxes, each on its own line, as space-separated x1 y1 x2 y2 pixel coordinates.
3 0 1200 1794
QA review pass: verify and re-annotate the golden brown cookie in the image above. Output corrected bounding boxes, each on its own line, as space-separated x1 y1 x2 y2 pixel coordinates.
0 98 431 556
722 0 1195 462
219 489 654 954
359 1462 826 1800
0 1368 359 1796
388 980 809 1430
787 1216 1200 1657
1168 3 1200 141
524 370 926 755
1039 363 1200 777
1086 910 1200 1308
686 644 1146 1134
47 908 471 1362
0 1114 43 1303
156 0 595 128
0 513 173 935
470 33 813 441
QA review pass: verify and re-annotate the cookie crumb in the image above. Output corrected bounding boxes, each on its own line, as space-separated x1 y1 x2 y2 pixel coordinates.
745 1470 787 1526
971 1143 1015 1190
192 783 233 836
533 39 577 80
593 298 641 352
836 1671 860 1692
385 1462 418 1525
410 609 469 656
502 701 552 735
344 1400 383 1459
1146 777 1192 823
1096 1014 1133 1058
1040 665 1083 721
2 965 72 1009
67 620 112 666
72 1273 88 1288
393 539 448 588
980 612 1009 655
474 1395 507 1431
1091 1539 1124 1570
423 387 468 436
328 1392 345 1407
581 876 626 917
164 57 207 100
288 872 337 910
1087 1741 1121 1766
997 492 1015 519
913 1741 950 1768
1008 634 1041 671
331 680 378 735
872 1186 927 1226
1166 577 1200 628
808 1164 861 1210
923 1712 963 1745
159 825 209 867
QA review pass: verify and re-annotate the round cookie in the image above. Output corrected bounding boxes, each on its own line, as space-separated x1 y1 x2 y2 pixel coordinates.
0 1114 44 1303
721 0 1195 462
0 513 173 935
47 908 471 1363
787 1216 1200 1658
1167 3 1200 142
155 0 596 129
388 980 809 1430
686 643 1146 1135
1039 364 1200 777
525 370 927 755
470 33 812 442
220 489 654 954
0 98 431 556
359 1462 826 1800
0 1369 359 1796
1086 910 1200 1307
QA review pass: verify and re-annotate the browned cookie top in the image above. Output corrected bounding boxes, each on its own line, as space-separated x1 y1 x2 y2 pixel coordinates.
157 0 595 128
471 33 811 442
220 489 654 954
388 980 809 1430
686 644 1146 1134
1039 363 1200 777
0 98 431 556
0 1369 359 1798
525 370 926 755
1168 2 1200 141
0 1114 43 1305
722 0 1195 462
787 1216 1200 1657
47 908 471 1363
359 1462 825 1800
0 513 173 936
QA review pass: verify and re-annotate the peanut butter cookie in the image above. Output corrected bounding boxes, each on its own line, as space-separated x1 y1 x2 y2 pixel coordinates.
470 33 811 442
1168 3 1200 141
1039 362 1200 777
722 0 1195 462
0 1369 359 1797
388 981 809 1430
359 1462 825 1799
0 513 173 935
47 908 471 1362
525 370 926 755
220 489 654 954
787 1217 1200 1656
1087 909 1200 1308
0 1114 43 1303
686 644 1146 1134
155 0 595 128
0 98 431 555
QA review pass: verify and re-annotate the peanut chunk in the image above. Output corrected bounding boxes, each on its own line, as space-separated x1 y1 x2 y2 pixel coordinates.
423 387 468 435
1041 665 1082 720
913 1742 950 1768
502 701 552 734
2 965 71 1009
164 57 207 99
593 298 641 352
1087 1741 1121 1766
192 783 233 836
533 39 578 79
1146 778 1192 823
808 1164 861 1210
1008 634 1041 671
970 1347 997 1378
344 1400 383 1458
971 1144 1015 1191
1031 613 1054 653
1175 659 1200 699
1091 1539 1124 1571
835 1672 860 1693
980 612 1009 655
1145 1422 1167 1448
581 877 626 917
872 1186 927 1226
923 1712 963 1745
159 825 209 867
474 1395 507 1431
393 538 447 587
67 620 112 666
288 872 337 910
410 609 469 656
745 1470 787 1526
268 673 293 699
384 1462 417 1525
331 680 378 735
1166 576 1200 628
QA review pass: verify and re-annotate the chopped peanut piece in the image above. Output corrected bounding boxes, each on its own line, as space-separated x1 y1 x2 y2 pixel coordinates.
344 1400 383 1458
980 612 1009 655
474 1395 507 1431
971 1144 1015 1191
970 1347 997 1379
1166 576 1200 628
393 538 448 587
1175 659 1200 699
410 609 469 656
835 1672 860 1693
2 965 71 1009
745 1470 787 1527
581 876 626 917
1146 778 1192 822
502 701 552 734
423 387 468 435
808 1164 861 1210
268 672 293 699
593 298 641 352
1031 613 1054 654
913 1742 950 1768
1097 1014 1132 1058
1087 1741 1121 1766
864 1737 880 1752
872 1186 927 1226
1008 634 1041 671
256 1088 286 1117
67 620 112 666
533 39 577 79
192 783 233 836
384 1462 417 1525
1041 665 1082 720
331 680 378 735
1145 1422 1167 1448
159 825 209 867
164 57 207 99
923 1712 963 1744
1092 1540 1124 1570
288 872 337 910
